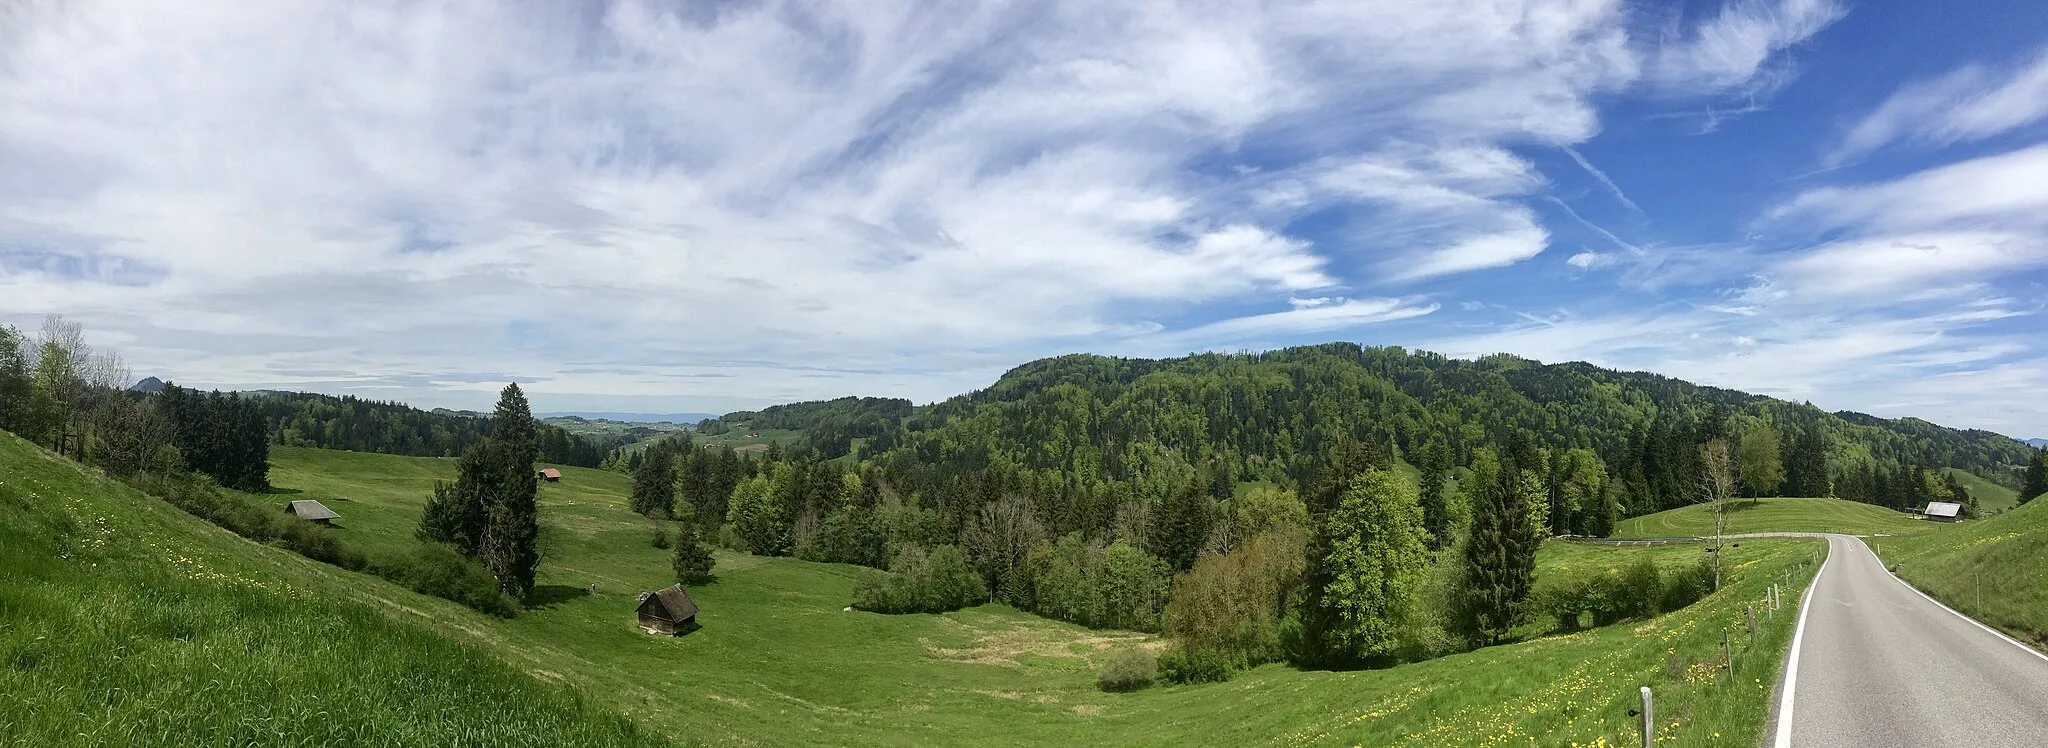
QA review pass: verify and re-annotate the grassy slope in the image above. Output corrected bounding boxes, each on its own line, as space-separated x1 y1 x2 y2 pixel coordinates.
1945 468 2020 513
1614 497 1935 538
1876 496 2048 648
0 433 661 748
234 446 1818 746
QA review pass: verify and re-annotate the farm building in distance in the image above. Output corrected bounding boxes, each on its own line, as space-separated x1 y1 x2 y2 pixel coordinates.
1921 501 1963 522
538 468 562 482
285 499 338 526
636 585 700 636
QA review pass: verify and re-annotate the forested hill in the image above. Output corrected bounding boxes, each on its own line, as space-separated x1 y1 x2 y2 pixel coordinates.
869 343 2030 515
248 390 614 467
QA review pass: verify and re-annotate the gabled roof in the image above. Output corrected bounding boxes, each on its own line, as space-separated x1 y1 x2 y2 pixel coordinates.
1924 501 1963 518
639 584 699 621
286 499 338 521
539 468 563 479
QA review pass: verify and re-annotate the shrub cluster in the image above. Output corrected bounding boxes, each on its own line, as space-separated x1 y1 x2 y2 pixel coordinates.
129 471 517 618
1533 557 1717 631
1095 647 1158 692
850 545 986 614
1158 644 1237 684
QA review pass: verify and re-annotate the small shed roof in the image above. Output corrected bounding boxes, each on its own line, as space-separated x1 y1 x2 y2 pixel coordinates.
639 584 699 622
539 468 563 479
1924 501 1963 518
286 499 339 521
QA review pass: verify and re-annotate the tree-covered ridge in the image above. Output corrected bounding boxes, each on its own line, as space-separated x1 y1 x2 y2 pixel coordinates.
250 390 616 467
870 343 2029 514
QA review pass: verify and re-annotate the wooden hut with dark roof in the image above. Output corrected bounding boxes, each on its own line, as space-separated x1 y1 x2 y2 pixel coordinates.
285 499 339 526
636 585 700 636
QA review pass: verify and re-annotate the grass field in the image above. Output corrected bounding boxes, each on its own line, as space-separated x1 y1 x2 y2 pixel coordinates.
5 436 1827 746
1875 496 2048 649
1613 497 1937 538
1945 468 2021 513
0 433 661 748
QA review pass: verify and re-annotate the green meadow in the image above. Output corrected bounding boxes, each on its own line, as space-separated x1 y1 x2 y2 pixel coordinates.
1612 497 1935 538
1876 496 2048 648
2 437 1828 746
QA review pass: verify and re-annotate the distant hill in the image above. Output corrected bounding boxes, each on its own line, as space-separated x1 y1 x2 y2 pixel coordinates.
2023 438 2048 448
860 344 2033 517
535 411 716 424
128 376 165 393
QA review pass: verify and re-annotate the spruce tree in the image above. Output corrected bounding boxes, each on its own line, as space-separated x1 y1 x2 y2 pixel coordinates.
1418 439 1452 550
2022 448 2048 505
1458 457 1539 646
632 441 678 518
479 383 540 599
672 520 716 585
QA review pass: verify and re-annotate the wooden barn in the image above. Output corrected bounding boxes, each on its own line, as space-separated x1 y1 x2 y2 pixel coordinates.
1922 501 1963 522
636 585 700 636
538 468 562 483
285 499 338 526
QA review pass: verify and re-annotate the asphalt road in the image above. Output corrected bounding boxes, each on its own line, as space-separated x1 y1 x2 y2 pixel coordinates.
1768 533 2048 747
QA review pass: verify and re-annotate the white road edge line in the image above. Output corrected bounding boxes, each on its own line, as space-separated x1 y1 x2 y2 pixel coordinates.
1772 536 1831 748
1858 538 2048 666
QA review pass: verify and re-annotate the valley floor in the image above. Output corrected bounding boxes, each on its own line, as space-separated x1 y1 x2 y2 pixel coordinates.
6 440 1826 747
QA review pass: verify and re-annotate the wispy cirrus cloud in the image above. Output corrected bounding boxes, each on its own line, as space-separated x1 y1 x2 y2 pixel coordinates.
1832 45 2048 163
0 0 1885 415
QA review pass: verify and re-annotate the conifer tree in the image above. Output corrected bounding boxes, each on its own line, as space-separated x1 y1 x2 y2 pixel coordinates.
1417 439 1452 550
479 383 540 599
672 520 716 585
2022 448 2048 506
632 441 678 518
1148 481 1214 572
1457 456 1539 646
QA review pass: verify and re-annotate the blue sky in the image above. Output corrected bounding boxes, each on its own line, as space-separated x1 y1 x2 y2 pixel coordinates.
2 0 2045 437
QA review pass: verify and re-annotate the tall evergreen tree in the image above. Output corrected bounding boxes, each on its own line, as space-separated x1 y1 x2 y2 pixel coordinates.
672 520 716 584
1457 455 1539 646
1148 482 1214 572
2022 448 2048 506
632 441 679 518
479 383 540 599
1417 439 1452 550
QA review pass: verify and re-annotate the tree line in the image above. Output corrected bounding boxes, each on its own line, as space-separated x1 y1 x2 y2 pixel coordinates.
253 390 616 467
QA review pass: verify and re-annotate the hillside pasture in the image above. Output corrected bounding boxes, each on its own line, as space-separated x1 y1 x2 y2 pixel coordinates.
1614 497 1936 539
1876 496 2048 649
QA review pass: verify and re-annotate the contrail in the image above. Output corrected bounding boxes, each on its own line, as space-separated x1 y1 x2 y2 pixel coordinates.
1562 146 1643 214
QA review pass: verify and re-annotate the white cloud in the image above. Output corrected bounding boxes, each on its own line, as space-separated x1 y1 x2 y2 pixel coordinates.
1834 46 2048 162
1650 0 1845 93
1762 232 2048 301
1169 297 1441 343
0 0 1860 411
1768 144 2048 233
1568 251 1620 270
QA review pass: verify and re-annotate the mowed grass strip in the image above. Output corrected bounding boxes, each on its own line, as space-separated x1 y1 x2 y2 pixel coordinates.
1614 497 1936 539
1876 496 2048 649
0 432 663 748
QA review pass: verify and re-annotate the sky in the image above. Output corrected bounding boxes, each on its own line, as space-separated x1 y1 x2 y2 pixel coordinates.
2 0 2045 437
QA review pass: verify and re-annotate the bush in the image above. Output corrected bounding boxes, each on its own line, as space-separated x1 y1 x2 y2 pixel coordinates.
1660 559 1716 612
672 523 716 585
1532 576 1592 632
851 545 987 614
371 543 520 618
650 529 671 549
1159 644 1237 684
1096 647 1158 692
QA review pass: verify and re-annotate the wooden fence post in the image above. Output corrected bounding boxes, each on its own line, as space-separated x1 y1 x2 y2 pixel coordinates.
1640 686 1654 748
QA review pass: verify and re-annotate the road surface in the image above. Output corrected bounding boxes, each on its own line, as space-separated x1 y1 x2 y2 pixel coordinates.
1767 533 2048 747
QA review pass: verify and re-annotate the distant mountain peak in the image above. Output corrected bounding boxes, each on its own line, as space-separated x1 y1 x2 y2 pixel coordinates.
2024 437 2048 449
129 376 165 393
